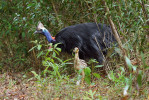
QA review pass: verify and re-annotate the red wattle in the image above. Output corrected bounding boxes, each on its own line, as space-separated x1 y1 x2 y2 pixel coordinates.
52 36 55 40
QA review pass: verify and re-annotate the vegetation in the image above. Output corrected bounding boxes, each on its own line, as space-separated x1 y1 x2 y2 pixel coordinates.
0 0 148 99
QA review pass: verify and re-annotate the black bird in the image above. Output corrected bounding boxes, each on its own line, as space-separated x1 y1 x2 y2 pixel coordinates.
34 22 117 64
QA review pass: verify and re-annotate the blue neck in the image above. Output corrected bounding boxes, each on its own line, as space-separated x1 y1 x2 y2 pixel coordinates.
43 29 55 43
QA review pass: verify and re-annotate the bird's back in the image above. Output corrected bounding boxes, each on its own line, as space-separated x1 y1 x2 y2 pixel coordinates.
55 23 117 64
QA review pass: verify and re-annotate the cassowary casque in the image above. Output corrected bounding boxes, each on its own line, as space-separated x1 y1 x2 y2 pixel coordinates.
34 22 117 64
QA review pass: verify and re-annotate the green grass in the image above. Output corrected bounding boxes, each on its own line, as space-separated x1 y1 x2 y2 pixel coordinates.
0 71 148 100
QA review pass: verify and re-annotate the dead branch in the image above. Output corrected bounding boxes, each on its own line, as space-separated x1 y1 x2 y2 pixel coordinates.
102 1 128 70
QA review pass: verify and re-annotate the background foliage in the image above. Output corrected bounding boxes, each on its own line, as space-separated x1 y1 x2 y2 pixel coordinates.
0 0 148 72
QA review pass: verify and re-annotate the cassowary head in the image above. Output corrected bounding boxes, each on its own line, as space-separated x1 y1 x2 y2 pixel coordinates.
73 47 79 53
34 22 55 43
34 22 46 35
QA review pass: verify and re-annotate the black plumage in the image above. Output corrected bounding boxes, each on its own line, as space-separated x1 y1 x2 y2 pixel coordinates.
34 22 117 64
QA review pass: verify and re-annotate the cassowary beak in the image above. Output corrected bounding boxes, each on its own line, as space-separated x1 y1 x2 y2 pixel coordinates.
34 31 38 34
34 30 42 34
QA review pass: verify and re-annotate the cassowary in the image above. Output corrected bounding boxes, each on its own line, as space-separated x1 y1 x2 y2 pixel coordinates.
34 22 117 64
73 47 87 85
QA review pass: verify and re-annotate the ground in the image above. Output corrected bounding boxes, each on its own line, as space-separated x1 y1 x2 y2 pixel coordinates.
0 70 148 100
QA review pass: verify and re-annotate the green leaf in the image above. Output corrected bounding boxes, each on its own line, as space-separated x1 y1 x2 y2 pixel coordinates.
56 48 61 52
95 65 104 68
30 40 38 44
37 45 42 50
31 71 40 80
48 48 53 52
84 67 91 84
54 56 63 63
48 43 53 47
88 59 98 64
28 46 37 52
22 32 26 38
54 43 61 48
78 69 83 74
141 52 146 68
52 52 56 57
84 67 91 74
132 66 137 72
64 58 72 63
64 62 73 65
137 70 142 87
125 56 137 72
93 73 101 79
37 51 43 58
109 71 115 81
120 67 125 72
125 56 132 70
83 97 91 100
31 71 38 77
54 50 59 55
